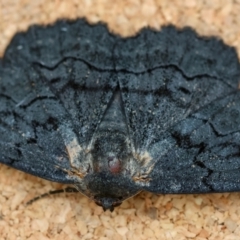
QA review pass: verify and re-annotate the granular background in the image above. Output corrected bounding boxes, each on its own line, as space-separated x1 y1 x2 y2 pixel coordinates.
1 1 240 239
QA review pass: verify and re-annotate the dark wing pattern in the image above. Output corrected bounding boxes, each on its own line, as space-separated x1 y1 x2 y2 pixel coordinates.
0 20 117 183
142 91 240 194
3 19 116 69
114 26 240 194
0 61 72 183
1 19 240 197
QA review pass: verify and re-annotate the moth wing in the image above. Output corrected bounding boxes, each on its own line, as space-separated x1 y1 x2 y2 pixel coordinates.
0 59 116 184
141 91 240 194
3 19 116 69
116 26 240 194
116 25 240 153
0 63 73 183
0 20 118 183
119 69 237 155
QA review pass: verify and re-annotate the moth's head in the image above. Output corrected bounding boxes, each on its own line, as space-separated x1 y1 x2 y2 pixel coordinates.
84 171 140 211
94 196 122 212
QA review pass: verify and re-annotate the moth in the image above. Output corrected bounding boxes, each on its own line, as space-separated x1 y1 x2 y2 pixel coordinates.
1 19 240 211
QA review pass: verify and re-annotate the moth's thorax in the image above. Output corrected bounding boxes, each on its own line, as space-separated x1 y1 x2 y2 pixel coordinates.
90 131 131 174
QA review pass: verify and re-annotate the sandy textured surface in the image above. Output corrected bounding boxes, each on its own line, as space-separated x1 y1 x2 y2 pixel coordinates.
1 0 240 239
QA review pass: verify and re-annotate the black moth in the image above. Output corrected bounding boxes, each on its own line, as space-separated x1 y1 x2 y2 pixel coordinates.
1 19 240 212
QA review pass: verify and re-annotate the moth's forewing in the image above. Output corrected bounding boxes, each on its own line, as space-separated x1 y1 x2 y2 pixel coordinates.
1 20 240 211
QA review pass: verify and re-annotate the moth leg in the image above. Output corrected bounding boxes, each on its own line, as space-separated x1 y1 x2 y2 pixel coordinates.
26 186 78 205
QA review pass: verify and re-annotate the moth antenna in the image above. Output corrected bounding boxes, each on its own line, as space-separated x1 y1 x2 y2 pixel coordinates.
25 187 79 206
